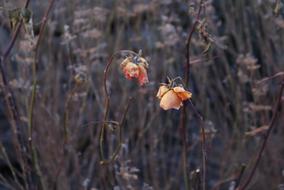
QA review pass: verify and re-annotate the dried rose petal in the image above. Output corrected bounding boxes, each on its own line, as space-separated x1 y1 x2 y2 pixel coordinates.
173 86 192 101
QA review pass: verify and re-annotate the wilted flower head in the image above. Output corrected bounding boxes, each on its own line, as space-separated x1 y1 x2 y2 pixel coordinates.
156 77 192 110
120 54 149 86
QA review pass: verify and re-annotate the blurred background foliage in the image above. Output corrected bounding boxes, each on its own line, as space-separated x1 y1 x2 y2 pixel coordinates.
0 0 284 189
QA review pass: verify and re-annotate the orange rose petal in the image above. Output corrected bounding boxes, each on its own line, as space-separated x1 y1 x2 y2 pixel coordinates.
159 90 183 110
156 85 170 99
173 86 192 101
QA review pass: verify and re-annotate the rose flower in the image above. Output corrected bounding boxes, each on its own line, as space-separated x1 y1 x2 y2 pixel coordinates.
156 82 192 110
120 56 149 86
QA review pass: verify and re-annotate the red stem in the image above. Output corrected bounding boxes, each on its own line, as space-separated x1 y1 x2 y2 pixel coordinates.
185 0 203 84
179 1 204 189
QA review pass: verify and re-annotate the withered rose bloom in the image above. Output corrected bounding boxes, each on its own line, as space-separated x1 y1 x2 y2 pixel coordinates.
156 85 192 110
120 56 149 86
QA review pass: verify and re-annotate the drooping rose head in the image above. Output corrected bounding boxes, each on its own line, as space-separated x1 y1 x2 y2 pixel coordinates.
156 80 192 110
120 56 149 86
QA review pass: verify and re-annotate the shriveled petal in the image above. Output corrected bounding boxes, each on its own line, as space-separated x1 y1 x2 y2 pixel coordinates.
159 90 183 110
137 65 149 85
156 85 170 99
173 86 192 101
122 62 139 79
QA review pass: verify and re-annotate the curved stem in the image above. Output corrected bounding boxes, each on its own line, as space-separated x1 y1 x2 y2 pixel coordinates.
185 0 204 84
99 50 138 162
102 50 139 119
28 1 56 190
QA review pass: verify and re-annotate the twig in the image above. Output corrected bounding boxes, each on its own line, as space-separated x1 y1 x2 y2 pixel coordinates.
236 81 284 190
28 0 56 189
256 71 284 85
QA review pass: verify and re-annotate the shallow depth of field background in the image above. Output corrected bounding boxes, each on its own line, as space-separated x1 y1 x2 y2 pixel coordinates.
0 0 284 189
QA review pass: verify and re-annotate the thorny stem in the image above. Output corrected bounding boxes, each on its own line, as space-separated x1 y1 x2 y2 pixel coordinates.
0 0 31 188
99 50 139 162
180 1 204 190
28 0 56 189
236 81 284 190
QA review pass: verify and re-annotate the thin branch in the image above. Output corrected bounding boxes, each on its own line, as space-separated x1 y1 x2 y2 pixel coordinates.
256 71 284 85
236 81 284 190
